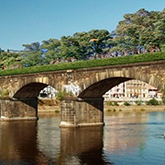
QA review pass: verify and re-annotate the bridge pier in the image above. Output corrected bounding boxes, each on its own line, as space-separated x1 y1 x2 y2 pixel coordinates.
60 97 104 127
0 97 38 121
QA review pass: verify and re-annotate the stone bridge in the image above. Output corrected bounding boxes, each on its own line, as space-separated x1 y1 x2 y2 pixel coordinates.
0 60 165 127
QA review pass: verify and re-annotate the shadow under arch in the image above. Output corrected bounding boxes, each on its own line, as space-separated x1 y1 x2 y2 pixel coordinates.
13 82 48 98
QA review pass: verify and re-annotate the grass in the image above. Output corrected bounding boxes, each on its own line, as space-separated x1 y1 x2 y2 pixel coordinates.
55 110 60 113
0 52 165 76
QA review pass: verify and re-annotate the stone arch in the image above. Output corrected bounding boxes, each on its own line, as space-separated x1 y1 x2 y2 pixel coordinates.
1 82 59 121
78 72 164 98
8 74 64 98
13 82 48 98
78 77 132 98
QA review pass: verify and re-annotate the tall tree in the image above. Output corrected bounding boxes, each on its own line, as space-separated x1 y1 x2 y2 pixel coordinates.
41 39 61 62
22 42 46 66
114 8 165 52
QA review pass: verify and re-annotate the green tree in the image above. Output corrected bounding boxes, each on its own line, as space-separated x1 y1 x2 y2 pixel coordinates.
41 39 61 62
114 8 165 52
0 52 24 68
22 42 48 66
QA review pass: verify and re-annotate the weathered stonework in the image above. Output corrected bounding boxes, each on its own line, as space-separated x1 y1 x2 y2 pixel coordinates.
0 60 165 125
0 61 165 99
0 97 38 121
60 97 104 127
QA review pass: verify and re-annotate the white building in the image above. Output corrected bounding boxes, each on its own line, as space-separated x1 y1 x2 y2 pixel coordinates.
39 83 81 98
39 86 58 98
103 80 162 102
39 80 162 102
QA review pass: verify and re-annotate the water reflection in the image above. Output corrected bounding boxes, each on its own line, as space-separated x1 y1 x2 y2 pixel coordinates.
104 112 165 165
0 112 165 164
59 126 109 165
104 112 148 153
0 121 39 164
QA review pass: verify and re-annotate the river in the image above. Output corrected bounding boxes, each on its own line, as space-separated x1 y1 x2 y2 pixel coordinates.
0 111 165 165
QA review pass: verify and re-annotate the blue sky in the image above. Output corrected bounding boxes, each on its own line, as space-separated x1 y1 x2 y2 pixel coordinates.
0 0 165 51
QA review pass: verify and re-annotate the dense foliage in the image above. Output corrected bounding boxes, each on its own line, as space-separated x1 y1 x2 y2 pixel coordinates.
20 29 111 67
114 8 165 52
1 8 165 70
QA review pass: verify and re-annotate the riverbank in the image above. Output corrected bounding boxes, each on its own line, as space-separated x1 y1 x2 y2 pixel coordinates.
104 105 165 113
38 105 60 113
38 104 165 114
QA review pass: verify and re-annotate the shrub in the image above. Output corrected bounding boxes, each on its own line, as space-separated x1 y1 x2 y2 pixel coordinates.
146 98 159 105
114 102 119 106
56 91 67 101
106 101 113 106
55 110 60 113
1 89 9 98
124 101 131 106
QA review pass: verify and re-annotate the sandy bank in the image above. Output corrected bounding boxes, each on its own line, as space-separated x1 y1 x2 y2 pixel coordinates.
38 105 60 113
38 104 165 113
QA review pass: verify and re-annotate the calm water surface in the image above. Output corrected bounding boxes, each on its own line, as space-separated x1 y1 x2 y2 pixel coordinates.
0 111 165 165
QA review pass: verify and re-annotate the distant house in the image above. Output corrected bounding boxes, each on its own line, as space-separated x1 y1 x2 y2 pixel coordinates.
103 80 162 103
39 86 58 98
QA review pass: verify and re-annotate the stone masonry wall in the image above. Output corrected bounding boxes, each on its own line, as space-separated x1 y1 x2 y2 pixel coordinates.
0 98 38 120
60 97 104 127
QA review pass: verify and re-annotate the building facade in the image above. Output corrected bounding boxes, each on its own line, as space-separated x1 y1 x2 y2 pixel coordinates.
40 80 162 103
103 80 161 103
